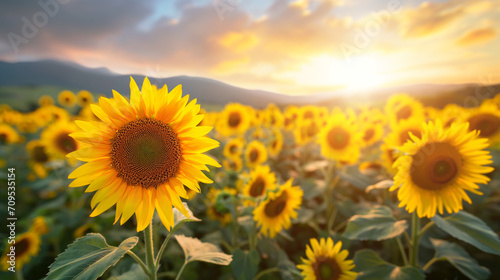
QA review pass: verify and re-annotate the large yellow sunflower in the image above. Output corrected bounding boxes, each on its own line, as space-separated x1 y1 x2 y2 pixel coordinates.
41 120 80 160
58 90 76 107
390 121 494 218
297 238 357 280
253 179 303 238
242 165 276 201
317 110 362 165
1 231 41 271
217 103 251 136
244 140 268 168
77 90 95 107
67 77 220 231
464 101 500 144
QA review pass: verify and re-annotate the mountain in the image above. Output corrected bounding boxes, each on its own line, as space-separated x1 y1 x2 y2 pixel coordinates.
0 59 498 108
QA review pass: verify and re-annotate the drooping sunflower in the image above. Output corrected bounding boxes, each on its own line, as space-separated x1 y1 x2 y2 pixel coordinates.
242 165 277 201
390 121 494 218
245 140 268 168
0 124 22 144
206 187 237 226
297 238 357 280
41 120 80 160
464 101 500 144
253 179 303 238
1 231 41 271
223 138 245 159
317 110 362 165
38 95 55 107
217 103 251 136
385 94 425 128
77 90 95 107
67 77 220 231
58 90 76 107
26 140 50 178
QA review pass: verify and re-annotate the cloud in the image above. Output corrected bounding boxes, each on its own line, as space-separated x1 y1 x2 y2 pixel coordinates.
456 27 496 46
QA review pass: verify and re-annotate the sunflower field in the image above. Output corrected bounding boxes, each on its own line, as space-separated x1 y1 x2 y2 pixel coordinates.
1 78 500 280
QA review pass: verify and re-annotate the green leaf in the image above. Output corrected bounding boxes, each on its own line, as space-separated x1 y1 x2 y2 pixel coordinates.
431 211 500 255
354 249 425 280
430 238 490 280
46 233 138 280
230 249 260 280
343 206 408 241
175 234 232 265
108 264 148 280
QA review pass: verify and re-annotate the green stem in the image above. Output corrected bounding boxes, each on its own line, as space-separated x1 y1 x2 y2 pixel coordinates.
254 267 281 280
409 212 420 267
15 269 24 280
418 220 435 238
145 222 157 280
155 231 174 268
396 236 409 266
127 250 150 277
422 257 438 271
174 261 189 280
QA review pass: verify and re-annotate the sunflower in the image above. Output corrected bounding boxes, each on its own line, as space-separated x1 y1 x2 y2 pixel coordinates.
242 165 276 201
464 101 500 144
41 120 80 160
0 124 22 144
297 238 357 280
269 129 283 157
360 121 383 147
1 231 41 271
67 77 220 231
299 105 319 122
284 105 300 131
245 140 268 168
317 110 362 165
390 121 494 218
223 138 245 159
439 104 467 128
253 179 303 238
26 140 51 178
294 118 320 145
30 216 49 235
206 187 237 226
264 103 284 128
217 103 251 136
38 95 55 107
58 90 76 107
222 157 243 172
385 94 425 128
76 90 95 107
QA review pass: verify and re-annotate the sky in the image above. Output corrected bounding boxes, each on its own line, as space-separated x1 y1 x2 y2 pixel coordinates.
0 0 499 95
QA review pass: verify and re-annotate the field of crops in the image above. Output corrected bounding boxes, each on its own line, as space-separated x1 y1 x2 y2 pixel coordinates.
1 78 500 280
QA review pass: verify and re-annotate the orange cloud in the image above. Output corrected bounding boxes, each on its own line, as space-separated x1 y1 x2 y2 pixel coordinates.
456 27 496 46
217 32 259 52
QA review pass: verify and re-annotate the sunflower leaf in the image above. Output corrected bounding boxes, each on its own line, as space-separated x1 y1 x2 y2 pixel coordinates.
173 202 201 229
343 206 408 241
46 233 138 280
230 249 260 280
175 234 232 265
354 249 425 280
429 238 490 280
431 211 500 255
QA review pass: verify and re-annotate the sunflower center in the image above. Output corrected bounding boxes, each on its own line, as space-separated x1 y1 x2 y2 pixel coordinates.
16 237 31 257
0 133 7 143
82 97 88 102
110 118 182 189
327 127 350 150
249 149 259 162
264 190 288 217
56 133 78 153
468 113 500 137
249 177 266 197
396 105 412 121
228 112 242 128
411 142 462 190
33 146 49 163
363 128 375 142
304 111 314 119
313 255 341 280
229 144 238 154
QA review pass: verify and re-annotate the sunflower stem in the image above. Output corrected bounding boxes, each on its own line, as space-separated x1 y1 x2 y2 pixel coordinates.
15 269 24 280
127 250 150 277
409 212 420 267
145 222 157 280
418 220 435 238
422 257 438 271
396 236 409 266
155 230 174 268
254 267 281 280
174 261 188 280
